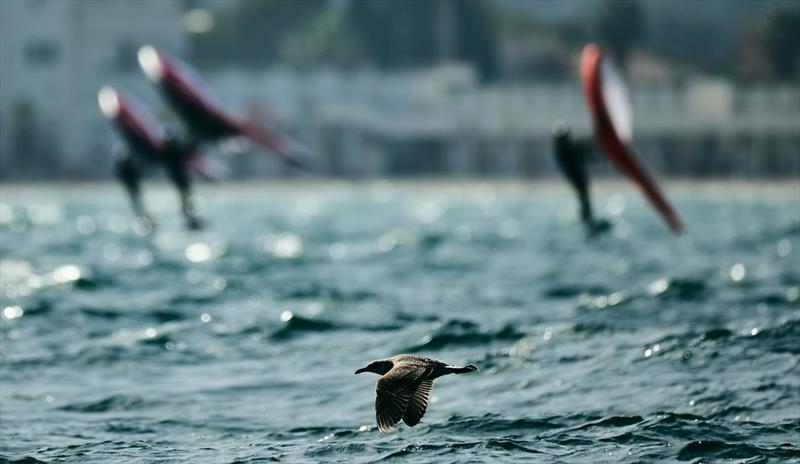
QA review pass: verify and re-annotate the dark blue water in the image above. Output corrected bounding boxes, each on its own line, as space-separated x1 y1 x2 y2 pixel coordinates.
1 182 798 463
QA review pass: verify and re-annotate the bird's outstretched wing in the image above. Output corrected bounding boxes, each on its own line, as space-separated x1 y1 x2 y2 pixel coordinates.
375 364 428 432
402 380 433 427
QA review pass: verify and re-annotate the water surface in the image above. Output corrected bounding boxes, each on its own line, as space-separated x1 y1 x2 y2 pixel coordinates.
1 181 798 463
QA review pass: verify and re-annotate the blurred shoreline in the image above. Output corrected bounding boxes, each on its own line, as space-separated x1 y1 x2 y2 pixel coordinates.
1 178 798 191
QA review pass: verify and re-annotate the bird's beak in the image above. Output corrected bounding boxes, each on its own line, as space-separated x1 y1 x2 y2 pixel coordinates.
355 367 367 375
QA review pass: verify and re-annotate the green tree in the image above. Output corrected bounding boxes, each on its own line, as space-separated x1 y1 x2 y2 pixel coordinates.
763 6 800 80
593 0 645 70
346 0 499 80
347 0 436 69
278 7 366 68
192 0 328 68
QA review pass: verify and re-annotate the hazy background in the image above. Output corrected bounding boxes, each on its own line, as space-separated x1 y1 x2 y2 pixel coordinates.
1 0 798 181
1 3 799 462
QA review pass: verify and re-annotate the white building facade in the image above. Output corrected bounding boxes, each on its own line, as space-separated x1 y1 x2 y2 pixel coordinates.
204 65 800 178
0 1 796 180
0 0 185 179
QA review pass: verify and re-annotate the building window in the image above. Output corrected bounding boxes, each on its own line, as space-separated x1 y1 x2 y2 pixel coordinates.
25 40 59 66
115 40 139 72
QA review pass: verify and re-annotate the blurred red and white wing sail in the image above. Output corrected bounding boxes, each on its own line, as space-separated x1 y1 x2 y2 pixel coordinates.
237 121 313 168
99 85 228 180
98 86 164 154
138 45 312 168
580 43 684 234
184 153 231 181
600 59 633 143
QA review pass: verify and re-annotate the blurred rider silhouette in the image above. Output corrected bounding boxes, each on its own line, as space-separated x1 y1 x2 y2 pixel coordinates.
551 120 611 237
114 124 202 232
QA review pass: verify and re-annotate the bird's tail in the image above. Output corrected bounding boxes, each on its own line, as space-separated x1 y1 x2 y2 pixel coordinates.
445 364 479 374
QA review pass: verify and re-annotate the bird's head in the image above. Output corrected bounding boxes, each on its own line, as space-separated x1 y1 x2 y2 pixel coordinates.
355 359 393 375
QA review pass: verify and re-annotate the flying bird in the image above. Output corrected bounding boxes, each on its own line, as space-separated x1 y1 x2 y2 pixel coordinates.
355 354 478 432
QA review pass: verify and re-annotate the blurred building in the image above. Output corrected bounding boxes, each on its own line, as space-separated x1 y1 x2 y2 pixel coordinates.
206 66 800 179
0 0 185 180
0 0 796 181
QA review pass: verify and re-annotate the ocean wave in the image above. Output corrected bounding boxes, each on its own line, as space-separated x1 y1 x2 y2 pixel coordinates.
543 284 611 299
58 394 153 413
369 438 546 461
374 441 481 460
640 319 800 365
269 315 340 340
652 277 709 301
432 413 564 434
276 284 379 303
571 415 644 430
749 318 800 354
406 320 525 350
0 455 50 464
677 440 798 461
2 185 798 463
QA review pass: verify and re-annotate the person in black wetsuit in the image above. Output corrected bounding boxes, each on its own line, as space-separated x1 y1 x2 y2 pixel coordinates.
114 126 202 232
551 120 611 237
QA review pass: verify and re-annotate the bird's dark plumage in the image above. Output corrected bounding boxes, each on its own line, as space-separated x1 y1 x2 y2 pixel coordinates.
355 354 478 432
